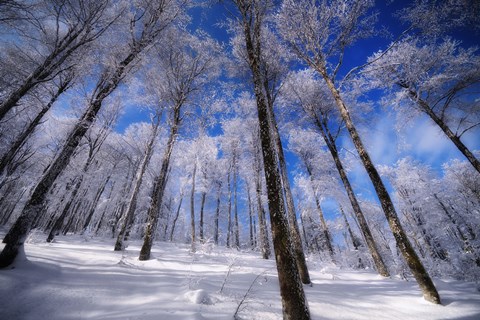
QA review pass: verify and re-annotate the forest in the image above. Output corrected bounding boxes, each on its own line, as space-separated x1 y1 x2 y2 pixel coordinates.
0 0 479 319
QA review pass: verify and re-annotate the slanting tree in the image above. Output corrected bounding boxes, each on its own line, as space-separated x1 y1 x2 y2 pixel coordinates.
282 69 389 276
230 1 311 319
278 0 440 304
0 71 75 177
230 8 311 283
46 110 117 243
0 0 119 122
139 29 221 261
363 38 480 173
0 0 186 268
114 116 161 251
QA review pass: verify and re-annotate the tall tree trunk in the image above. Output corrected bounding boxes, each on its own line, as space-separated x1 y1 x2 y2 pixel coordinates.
266 94 311 284
233 151 240 249
46 156 92 243
170 192 184 242
253 138 270 259
320 71 440 304
0 74 73 176
303 158 335 260
139 104 181 261
0 35 151 267
199 191 206 243
190 160 197 252
115 121 159 251
226 168 232 248
81 173 112 234
299 212 310 254
237 1 311 316
339 206 361 251
311 112 389 277
247 181 255 249
340 206 364 268
213 183 221 245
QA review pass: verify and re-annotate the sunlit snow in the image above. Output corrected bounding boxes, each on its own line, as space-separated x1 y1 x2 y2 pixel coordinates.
1 231 479 320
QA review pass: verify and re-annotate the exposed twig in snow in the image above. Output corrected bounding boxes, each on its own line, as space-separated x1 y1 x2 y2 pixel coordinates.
220 257 236 294
233 269 269 320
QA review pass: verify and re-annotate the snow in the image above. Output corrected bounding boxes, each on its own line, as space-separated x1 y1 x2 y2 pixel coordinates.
1 232 479 320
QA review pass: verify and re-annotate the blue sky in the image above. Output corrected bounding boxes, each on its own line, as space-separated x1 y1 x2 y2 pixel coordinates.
111 1 480 229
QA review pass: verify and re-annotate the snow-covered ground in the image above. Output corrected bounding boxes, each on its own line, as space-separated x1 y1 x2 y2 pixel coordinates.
1 232 479 320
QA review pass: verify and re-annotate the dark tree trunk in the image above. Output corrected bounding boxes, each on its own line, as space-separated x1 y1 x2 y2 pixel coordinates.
236 1 311 317
213 182 221 245
199 191 206 243
253 133 270 259
190 160 197 252
233 151 240 249
311 112 389 277
0 36 147 268
139 104 181 261
47 148 97 243
246 181 255 249
266 94 311 284
170 193 184 242
302 158 335 260
340 206 364 268
226 168 232 248
0 74 73 176
81 173 112 234
321 72 440 304
115 121 159 251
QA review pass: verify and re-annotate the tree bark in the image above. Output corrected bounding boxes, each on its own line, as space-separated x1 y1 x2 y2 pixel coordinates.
302 159 335 260
139 104 181 261
266 90 311 284
46 156 92 243
0 1 112 122
81 173 112 234
190 160 197 252
311 111 389 276
320 70 440 304
236 1 311 317
213 182 221 245
0 74 73 176
253 135 270 259
199 191 206 243
0 95 106 267
246 181 255 249
226 168 232 248
233 150 240 249
115 121 159 251
170 192 184 242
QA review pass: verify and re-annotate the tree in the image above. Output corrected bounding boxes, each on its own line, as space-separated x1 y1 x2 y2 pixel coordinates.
0 0 186 268
363 37 480 173
138 29 221 260
278 0 440 303
230 1 311 318
0 0 119 122
46 109 116 243
0 71 74 177
282 69 389 276
114 117 161 251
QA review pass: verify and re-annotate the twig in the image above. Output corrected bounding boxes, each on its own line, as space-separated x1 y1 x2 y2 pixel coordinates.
233 269 269 320
220 258 236 294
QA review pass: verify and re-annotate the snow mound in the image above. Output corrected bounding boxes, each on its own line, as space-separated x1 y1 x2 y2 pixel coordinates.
183 289 213 305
